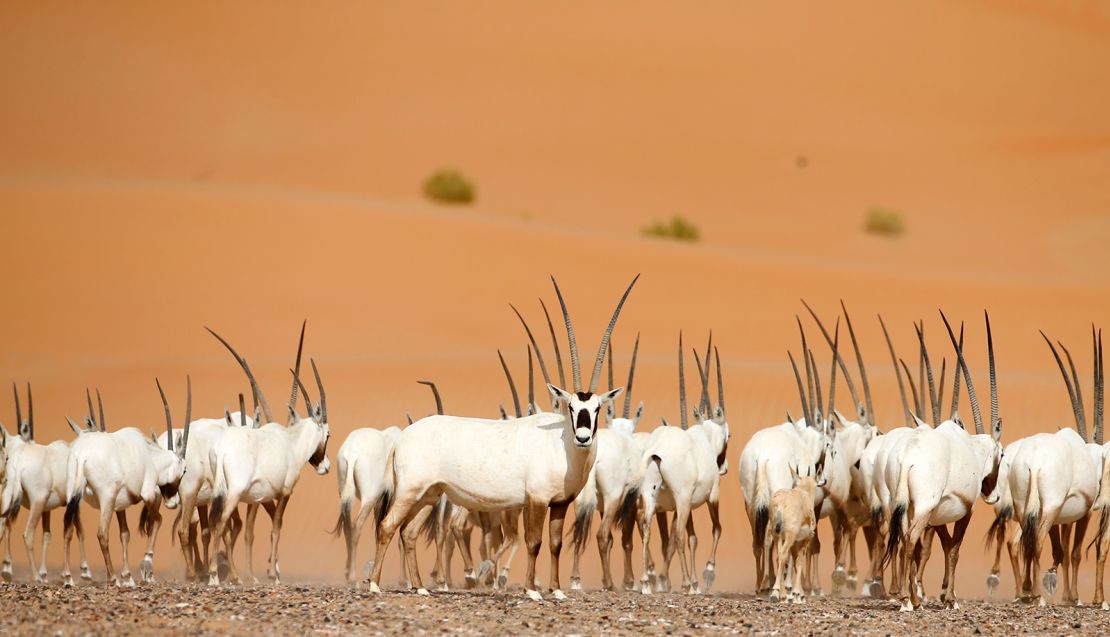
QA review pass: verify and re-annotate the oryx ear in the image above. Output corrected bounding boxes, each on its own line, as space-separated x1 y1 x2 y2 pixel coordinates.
0 422 9 442
225 408 234 427
857 403 867 425
992 417 1003 442
605 402 615 421
547 383 573 404
598 387 623 404
661 416 671 427
634 401 645 423
287 403 297 425
254 406 262 427
150 431 158 443
312 402 323 424
713 404 725 423
84 416 97 432
527 403 537 416
18 421 30 442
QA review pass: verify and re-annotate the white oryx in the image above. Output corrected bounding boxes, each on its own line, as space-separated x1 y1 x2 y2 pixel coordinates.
0 384 94 584
882 311 1004 611
207 323 331 586
367 275 638 601
1004 330 1101 606
638 331 730 595
62 378 192 587
569 336 646 592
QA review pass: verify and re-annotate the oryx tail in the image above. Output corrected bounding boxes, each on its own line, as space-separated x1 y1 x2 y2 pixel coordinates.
571 466 599 554
753 458 770 549
64 452 87 530
330 452 356 541
883 461 913 568
1020 466 1041 565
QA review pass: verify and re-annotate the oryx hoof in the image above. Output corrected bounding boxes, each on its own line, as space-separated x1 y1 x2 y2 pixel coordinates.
846 575 858 590
496 573 508 590
770 589 782 601
399 579 411 590
640 579 653 595
831 566 848 592
986 573 1000 597
464 573 479 589
369 581 381 594
553 589 567 601
657 576 670 593
416 587 430 596
1038 596 1048 608
1043 570 1058 596
80 563 92 580
1 561 11 582
570 576 582 591
140 557 153 582
702 563 716 592
623 579 636 592
63 574 75 589
791 593 805 605
526 589 543 602
1102 601 1109 611
438 583 449 592
216 555 231 582
476 560 494 580
37 568 49 582
120 574 136 588
900 599 915 612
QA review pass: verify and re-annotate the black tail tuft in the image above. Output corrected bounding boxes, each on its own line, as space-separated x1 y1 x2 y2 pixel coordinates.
1087 506 1110 558
138 507 155 538
419 497 444 546
64 493 82 530
210 493 225 526
985 505 1011 552
870 506 883 530
882 503 906 569
1021 511 1039 566
571 500 596 554
754 505 769 548
375 488 393 526
3 500 20 523
330 499 351 540
619 486 640 530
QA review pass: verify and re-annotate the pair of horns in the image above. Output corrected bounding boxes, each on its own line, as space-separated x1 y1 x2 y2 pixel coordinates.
288 323 328 425
678 331 727 429
551 275 640 394
155 376 192 457
11 382 33 440
82 387 107 433
939 310 992 435
206 326 273 424
497 348 531 418
610 333 641 419
1042 325 1104 444
802 301 872 425
791 318 836 428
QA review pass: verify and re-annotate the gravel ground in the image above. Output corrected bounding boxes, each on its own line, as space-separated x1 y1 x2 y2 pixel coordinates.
2 584 1109 636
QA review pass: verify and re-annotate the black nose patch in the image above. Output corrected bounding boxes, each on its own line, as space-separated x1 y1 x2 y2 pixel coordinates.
576 409 592 429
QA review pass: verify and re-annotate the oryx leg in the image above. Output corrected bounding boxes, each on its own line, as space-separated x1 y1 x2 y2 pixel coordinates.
790 542 808 603
684 514 699 593
223 507 244 584
38 511 51 582
987 516 1006 599
703 499 722 592
1046 524 1065 600
442 515 456 590
139 504 162 583
197 504 212 580
399 508 428 595
368 488 432 594
620 501 637 591
1007 520 1023 601
1094 514 1110 609
22 498 45 583
176 494 197 581
637 478 660 595
1067 515 1089 605
861 523 880 596
61 508 75 587
452 520 478 588
844 522 860 591
771 530 791 600
0 509 13 582
93 499 118 586
917 526 936 601
264 497 288 585
805 520 822 595
522 499 547 601
490 509 521 589
654 511 671 591
830 509 848 594
665 500 695 595
346 496 375 584
548 503 569 598
115 510 135 587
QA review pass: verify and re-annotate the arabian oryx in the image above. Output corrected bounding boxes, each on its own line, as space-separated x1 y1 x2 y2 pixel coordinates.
367 275 638 601
882 311 1004 611
1004 329 1101 606
638 331 730 595
569 335 646 592
207 323 331 586
0 384 95 583
62 378 192 587
764 457 823 603
1086 325 1110 610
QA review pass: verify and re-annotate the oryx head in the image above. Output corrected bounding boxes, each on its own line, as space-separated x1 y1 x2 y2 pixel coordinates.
545 275 638 448
286 323 331 475
154 376 193 507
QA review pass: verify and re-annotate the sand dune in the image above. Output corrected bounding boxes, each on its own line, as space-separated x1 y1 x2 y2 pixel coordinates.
1 2 1109 596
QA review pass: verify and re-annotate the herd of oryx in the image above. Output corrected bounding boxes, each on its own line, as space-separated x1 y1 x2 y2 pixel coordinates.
1 275 1110 613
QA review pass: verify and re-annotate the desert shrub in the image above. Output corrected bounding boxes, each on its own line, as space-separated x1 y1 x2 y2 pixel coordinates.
641 215 700 242
864 207 904 237
423 169 475 204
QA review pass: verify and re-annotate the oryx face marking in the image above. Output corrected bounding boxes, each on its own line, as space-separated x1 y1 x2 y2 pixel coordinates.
550 385 623 448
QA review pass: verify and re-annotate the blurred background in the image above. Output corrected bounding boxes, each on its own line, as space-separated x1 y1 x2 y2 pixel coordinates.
1 2 1109 594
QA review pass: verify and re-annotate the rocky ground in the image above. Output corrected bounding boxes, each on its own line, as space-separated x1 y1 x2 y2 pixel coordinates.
1 583 1109 636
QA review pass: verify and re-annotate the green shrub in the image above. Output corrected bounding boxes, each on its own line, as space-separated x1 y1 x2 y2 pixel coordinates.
864 207 905 237
641 215 700 242
423 169 475 204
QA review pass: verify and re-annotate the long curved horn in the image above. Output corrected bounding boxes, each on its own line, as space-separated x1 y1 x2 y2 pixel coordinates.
588 274 641 394
878 315 912 427
679 331 688 429
289 320 306 415
986 311 999 435
95 388 105 436
788 351 812 428
86 388 97 432
826 320 840 420
290 370 312 418
527 345 535 411
181 376 191 455
797 317 815 423
539 299 567 389
498 349 522 418
12 382 23 438
156 378 173 452
949 326 964 420
206 326 273 423
24 382 32 441
623 333 641 419
801 300 862 418
940 311 983 434
936 358 947 418
807 348 823 424
1059 340 1086 441
899 359 922 424
417 380 443 415
511 304 552 386
1041 331 1084 439
842 301 875 425
715 345 726 417
914 323 940 423
608 341 615 391
550 277 582 392
310 358 327 424
916 325 926 419
406 413 414 425
694 348 712 416
1095 326 1104 445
